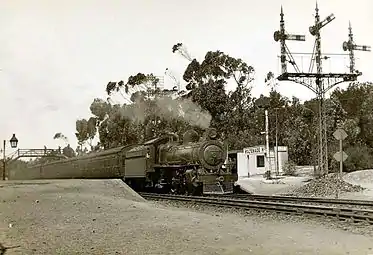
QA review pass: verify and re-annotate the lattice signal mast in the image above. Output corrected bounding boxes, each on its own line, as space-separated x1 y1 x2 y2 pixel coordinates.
273 6 306 74
274 3 368 176
342 21 371 73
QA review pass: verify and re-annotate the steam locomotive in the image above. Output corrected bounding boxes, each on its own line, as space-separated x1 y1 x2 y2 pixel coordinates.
25 128 237 195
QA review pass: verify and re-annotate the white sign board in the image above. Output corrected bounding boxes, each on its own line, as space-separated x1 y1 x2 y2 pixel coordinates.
243 146 265 155
276 146 288 152
333 151 349 162
333 128 348 141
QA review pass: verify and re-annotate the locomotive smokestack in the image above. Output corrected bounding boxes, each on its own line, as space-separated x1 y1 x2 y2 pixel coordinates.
183 129 200 144
164 132 179 143
202 128 218 141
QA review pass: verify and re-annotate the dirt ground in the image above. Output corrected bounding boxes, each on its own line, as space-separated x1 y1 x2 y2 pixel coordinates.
237 167 373 200
236 175 312 195
338 170 373 200
1 179 373 255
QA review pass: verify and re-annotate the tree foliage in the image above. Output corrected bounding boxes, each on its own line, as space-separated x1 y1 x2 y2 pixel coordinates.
180 50 255 139
71 43 373 172
53 132 68 145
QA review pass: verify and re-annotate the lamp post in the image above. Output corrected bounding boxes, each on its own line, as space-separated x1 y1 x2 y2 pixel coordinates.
302 106 319 177
261 110 271 179
263 110 271 178
273 106 285 176
275 108 279 176
2 134 19 180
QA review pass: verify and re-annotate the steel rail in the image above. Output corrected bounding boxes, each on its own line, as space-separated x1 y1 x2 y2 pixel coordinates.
140 193 373 224
207 193 373 207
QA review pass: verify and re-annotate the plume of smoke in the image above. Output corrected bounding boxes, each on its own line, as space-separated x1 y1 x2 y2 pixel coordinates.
156 96 211 129
119 95 212 129
119 100 148 123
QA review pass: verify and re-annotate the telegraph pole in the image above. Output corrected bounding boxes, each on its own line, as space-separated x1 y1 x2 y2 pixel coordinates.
275 108 279 176
274 4 370 177
265 110 271 178
2 140 5 180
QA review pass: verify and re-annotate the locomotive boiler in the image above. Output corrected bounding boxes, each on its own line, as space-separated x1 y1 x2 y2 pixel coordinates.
158 129 225 171
23 128 237 195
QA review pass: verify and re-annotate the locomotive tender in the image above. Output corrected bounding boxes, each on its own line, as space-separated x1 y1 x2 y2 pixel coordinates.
26 128 237 195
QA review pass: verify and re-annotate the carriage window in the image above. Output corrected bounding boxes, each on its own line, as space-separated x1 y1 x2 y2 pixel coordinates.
256 155 265 167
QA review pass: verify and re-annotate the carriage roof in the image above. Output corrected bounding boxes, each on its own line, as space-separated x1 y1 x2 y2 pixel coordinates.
31 144 136 167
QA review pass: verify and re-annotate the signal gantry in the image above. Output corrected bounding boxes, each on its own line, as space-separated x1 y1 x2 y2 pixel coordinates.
273 3 370 176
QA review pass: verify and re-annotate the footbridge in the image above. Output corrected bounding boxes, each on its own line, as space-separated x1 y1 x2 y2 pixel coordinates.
12 148 68 160
1 148 68 180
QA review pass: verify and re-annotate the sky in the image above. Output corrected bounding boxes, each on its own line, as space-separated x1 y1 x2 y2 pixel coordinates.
0 0 372 154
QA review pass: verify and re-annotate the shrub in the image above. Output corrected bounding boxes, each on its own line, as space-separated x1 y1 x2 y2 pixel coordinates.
283 161 297 176
264 170 271 179
330 144 373 173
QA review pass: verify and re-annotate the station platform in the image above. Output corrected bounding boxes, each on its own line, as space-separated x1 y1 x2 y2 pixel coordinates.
235 175 313 195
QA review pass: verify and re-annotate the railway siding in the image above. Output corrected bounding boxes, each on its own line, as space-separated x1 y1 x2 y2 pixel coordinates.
210 193 373 209
140 193 373 224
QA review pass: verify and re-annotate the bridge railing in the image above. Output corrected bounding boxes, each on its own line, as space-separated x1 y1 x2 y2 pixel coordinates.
15 149 67 159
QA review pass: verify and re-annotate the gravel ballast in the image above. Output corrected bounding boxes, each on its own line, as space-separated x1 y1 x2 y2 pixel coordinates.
1 179 373 254
285 173 365 197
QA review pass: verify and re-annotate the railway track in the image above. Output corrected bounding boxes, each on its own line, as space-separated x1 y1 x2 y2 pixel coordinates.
139 192 373 224
205 193 373 209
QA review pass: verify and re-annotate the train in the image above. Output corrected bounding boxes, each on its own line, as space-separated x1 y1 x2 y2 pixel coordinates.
26 128 238 195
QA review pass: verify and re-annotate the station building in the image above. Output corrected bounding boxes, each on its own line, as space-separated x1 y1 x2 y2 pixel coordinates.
227 145 289 179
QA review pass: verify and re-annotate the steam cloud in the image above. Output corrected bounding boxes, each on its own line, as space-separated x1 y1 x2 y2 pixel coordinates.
119 95 212 129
